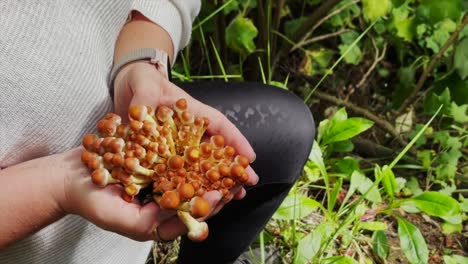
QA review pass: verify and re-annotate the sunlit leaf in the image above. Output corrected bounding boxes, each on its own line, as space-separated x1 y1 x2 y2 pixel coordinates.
273 194 320 220
362 0 392 21
420 0 462 24
294 222 334 264
323 256 359 264
349 171 382 203
443 255 468 264
401 192 461 218
359 221 388 231
321 118 374 145
225 15 258 57
455 38 468 79
372 230 389 259
397 217 429 264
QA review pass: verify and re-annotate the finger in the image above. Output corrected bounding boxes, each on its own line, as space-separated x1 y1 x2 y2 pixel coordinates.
245 166 259 186
128 74 162 113
156 216 187 241
233 187 246 200
163 81 256 162
93 185 175 240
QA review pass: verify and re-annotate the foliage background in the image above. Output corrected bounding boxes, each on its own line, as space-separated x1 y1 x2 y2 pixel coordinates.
152 0 468 263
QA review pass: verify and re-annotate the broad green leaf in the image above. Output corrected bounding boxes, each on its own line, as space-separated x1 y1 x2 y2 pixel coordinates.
294 222 334 264
338 44 362 65
330 139 354 153
450 103 468 123
362 0 392 21
401 192 461 218
309 141 327 176
349 171 382 203
424 19 457 54
334 157 360 178
441 222 462 234
420 0 462 24
441 214 462 225
424 87 452 115
225 15 258 57
405 177 423 196
304 160 321 183
461 199 468 213
397 217 429 264
321 118 374 145
391 5 415 41
299 49 334 76
443 255 468 264
425 72 468 106
373 230 389 259
380 165 398 198
273 194 320 220
339 31 363 65
323 256 359 264
359 221 388 231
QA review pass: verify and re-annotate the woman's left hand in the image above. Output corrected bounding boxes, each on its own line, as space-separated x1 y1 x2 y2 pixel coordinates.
112 61 258 240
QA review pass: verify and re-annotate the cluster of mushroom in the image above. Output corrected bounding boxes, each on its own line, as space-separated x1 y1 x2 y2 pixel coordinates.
80 99 250 242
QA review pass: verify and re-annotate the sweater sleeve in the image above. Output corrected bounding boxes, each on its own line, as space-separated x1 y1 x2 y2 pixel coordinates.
131 0 201 62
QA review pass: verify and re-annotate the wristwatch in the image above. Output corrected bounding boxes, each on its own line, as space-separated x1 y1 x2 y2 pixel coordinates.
109 48 172 90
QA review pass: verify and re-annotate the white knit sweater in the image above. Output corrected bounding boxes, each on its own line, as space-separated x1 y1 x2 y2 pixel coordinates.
0 1 200 263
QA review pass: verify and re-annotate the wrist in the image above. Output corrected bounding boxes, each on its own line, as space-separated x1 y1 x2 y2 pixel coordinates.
53 147 90 215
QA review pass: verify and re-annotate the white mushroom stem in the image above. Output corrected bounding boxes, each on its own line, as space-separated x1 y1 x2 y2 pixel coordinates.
177 210 209 242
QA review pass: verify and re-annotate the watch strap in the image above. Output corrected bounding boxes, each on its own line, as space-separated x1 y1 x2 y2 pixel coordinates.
109 48 171 89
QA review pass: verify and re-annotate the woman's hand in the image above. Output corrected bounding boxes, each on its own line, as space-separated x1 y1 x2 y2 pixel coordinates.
60 147 176 241
111 62 259 239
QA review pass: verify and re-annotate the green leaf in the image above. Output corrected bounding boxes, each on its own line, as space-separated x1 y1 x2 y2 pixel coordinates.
391 4 415 41
373 230 389 259
321 118 374 145
461 199 468 213
304 160 321 183
441 222 462 234
443 255 468 264
273 194 320 220
420 0 462 24
397 217 429 264
323 256 359 264
329 178 343 211
284 17 307 38
450 103 468 123
405 177 423 196
225 15 258 57
349 171 382 203
359 221 388 231
424 87 452 115
334 157 360 178
380 165 398 198
339 31 363 65
294 222 334 264
362 0 392 21
330 139 354 153
299 49 334 76
401 192 461 218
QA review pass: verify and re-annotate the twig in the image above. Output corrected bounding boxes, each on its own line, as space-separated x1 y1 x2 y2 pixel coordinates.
292 29 351 51
313 90 409 147
356 40 387 89
292 0 360 51
396 14 468 115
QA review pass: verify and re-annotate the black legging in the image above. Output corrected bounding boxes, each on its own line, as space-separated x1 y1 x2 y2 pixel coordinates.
174 82 316 264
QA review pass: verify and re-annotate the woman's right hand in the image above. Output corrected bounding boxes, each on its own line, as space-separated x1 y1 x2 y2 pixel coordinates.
60 147 175 241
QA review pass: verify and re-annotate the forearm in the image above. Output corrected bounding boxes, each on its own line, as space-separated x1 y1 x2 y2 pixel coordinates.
114 11 175 64
0 150 76 248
